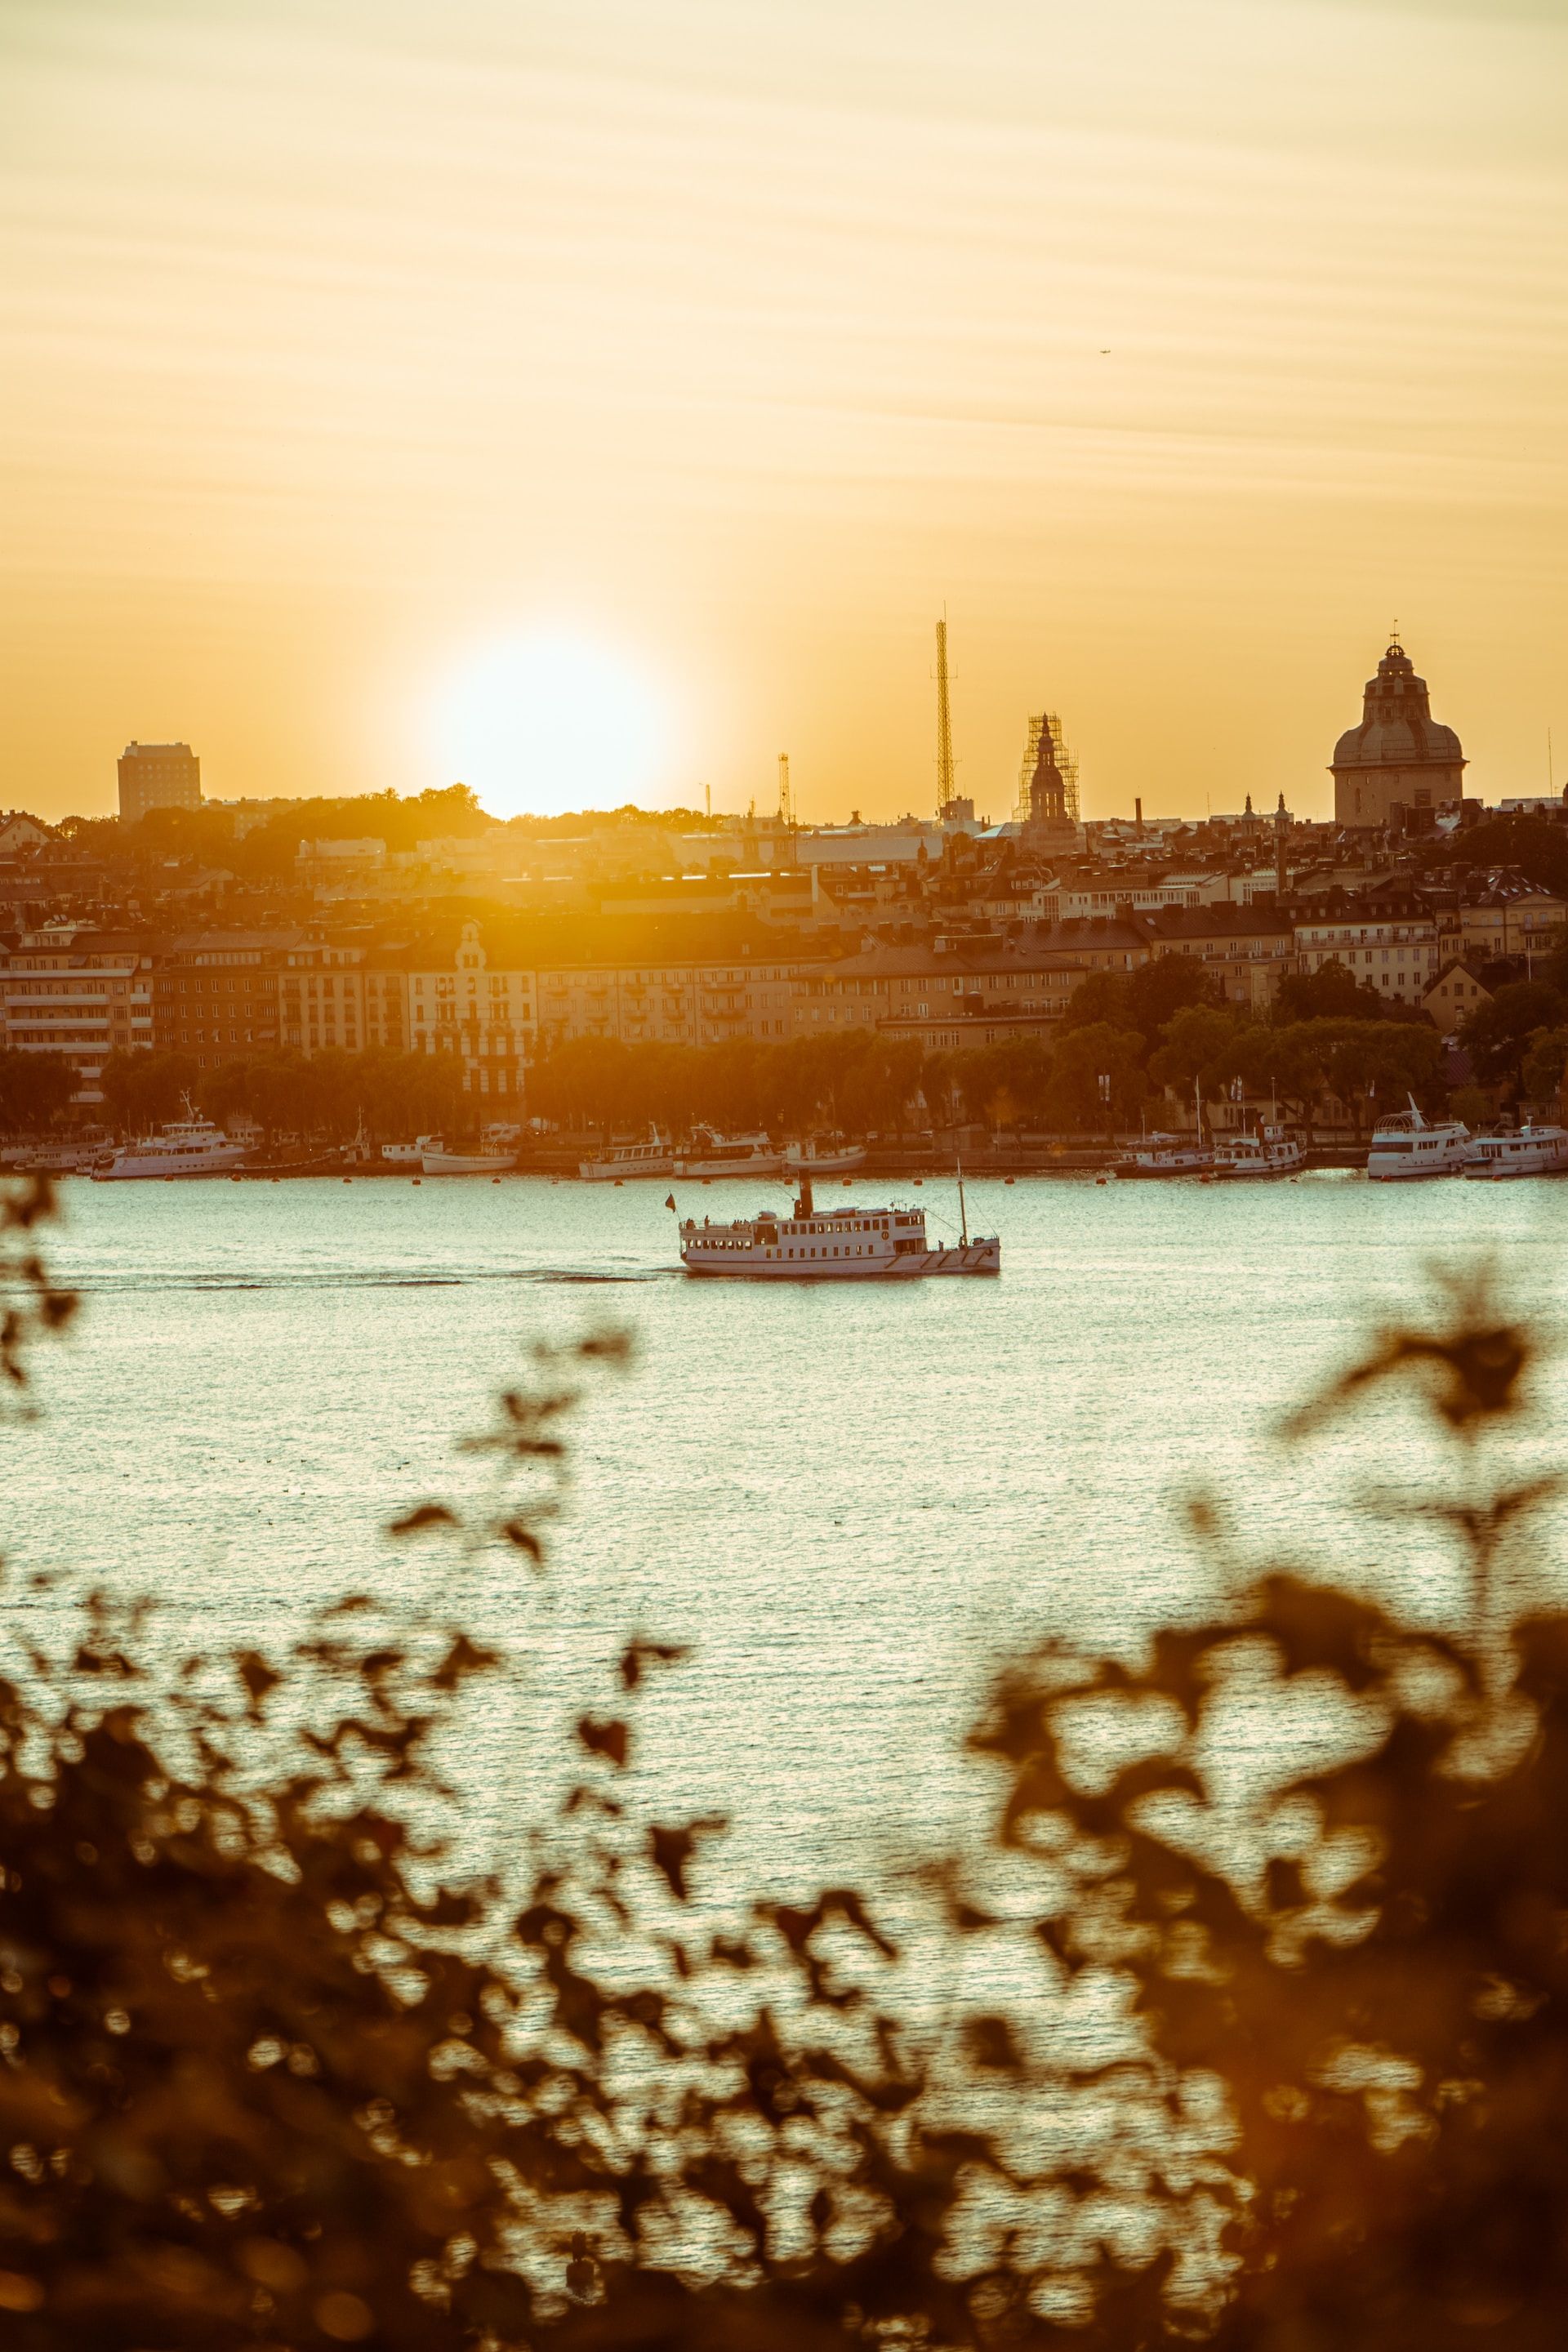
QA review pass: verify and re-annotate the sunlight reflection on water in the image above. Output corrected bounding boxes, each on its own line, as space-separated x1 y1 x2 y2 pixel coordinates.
7 1169 1568 1910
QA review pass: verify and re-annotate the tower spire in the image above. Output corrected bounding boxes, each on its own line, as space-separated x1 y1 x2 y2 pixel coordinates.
934 615 955 817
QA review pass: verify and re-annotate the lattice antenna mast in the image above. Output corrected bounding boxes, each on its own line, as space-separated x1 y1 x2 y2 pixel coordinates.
777 752 792 827
935 617 956 817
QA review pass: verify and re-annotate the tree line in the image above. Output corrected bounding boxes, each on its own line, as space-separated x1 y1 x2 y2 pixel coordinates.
0 1051 75 1138
96 1047 473 1146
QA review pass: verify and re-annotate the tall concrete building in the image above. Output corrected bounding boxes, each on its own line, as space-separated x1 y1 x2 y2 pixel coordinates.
118 741 202 826
1330 638 1464 830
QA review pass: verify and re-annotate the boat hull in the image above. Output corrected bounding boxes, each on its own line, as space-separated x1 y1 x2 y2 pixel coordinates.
94 1147 249 1180
682 1241 1000 1278
783 1147 867 1175
421 1153 515 1175
674 1155 784 1178
1113 1159 1214 1178
580 1156 675 1182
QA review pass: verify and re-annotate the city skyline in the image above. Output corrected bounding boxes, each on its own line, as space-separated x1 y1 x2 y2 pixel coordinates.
4 0 1566 825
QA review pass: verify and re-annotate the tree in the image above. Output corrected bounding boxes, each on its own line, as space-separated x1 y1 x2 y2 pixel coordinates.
1419 813 1568 896
1045 1020 1147 1130
0 1052 75 1136
1273 957 1388 1022
1521 1025 1568 1110
1125 954 1223 1038
1461 981 1568 1089
98 1050 201 1136
1056 969 1131 1035
1146 1004 1254 1096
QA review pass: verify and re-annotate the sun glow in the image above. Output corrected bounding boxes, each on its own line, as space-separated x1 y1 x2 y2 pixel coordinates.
433 631 670 820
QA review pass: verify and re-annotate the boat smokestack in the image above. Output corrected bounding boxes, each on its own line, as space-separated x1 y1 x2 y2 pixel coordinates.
795 1169 814 1218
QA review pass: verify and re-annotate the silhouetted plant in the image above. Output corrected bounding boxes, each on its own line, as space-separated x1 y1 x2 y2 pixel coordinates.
3 1178 1568 2348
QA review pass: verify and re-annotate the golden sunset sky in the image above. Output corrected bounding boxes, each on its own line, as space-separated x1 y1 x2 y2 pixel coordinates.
2 0 1565 824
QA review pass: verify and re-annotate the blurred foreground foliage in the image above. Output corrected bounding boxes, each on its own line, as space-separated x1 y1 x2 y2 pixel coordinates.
2 1187 1567 2347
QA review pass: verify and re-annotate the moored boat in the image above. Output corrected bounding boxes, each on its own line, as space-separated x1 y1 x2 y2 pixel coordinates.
580 1129 675 1183
1212 1125 1305 1178
418 1136 516 1175
1463 1123 1568 1179
1366 1098 1470 1181
1113 1134 1214 1178
783 1137 867 1175
672 1127 784 1178
93 1106 249 1181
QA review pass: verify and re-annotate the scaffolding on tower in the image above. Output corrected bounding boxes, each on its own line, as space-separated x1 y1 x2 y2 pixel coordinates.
1014 712 1080 826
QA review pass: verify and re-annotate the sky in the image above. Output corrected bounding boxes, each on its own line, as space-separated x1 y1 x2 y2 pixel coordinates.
2 0 1566 826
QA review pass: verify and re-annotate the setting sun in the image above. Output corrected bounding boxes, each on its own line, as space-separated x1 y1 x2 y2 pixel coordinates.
431 631 671 821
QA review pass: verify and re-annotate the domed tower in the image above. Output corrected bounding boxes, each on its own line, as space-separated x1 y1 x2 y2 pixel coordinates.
1331 634 1465 829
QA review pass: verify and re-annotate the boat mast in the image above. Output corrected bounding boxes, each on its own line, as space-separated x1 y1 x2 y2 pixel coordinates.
956 1155 969 1245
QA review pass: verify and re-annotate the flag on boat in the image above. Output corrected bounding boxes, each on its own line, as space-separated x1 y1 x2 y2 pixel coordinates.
665 1193 677 1210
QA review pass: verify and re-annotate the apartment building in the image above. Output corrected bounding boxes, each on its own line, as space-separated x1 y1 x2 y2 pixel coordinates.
527 915 823 1051
1458 886 1566 969
154 931 300 1062
799 935 1097 1037
407 923 531 1101
118 741 201 826
2 926 154 1098
1290 886 1441 1007
1143 904 1298 1011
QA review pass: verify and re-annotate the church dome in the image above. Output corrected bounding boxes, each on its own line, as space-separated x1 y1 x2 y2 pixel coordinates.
1331 639 1463 772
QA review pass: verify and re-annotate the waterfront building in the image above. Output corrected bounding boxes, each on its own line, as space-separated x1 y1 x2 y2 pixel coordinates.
1 926 154 1098
1290 884 1441 1004
407 923 532 1100
153 931 299 1064
1143 903 1298 1010
1330 638 1466 830
800 937 1092 1035
528 916 826 1050
117 742 202 826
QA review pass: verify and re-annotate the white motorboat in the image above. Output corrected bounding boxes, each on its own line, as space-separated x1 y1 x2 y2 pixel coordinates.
94 1107 249 1181
381 1140 424 1165
675 1169 999 1278
1113 1134 1214 1178
1212 1125 1305 1178
418 1135 516 1175
1366 1097 1470 1181
580 1129 675 1183
783 1138 867 1175
672 1127 784 1178
1463 1123 1568 1179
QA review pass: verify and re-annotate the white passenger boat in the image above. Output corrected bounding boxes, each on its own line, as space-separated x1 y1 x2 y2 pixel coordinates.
418 1136 516 1175
1366 1098 1470 1181
675 1169 1000 1278
580 1130 675 1183
1212 1125 1305 1178
1463 1123 1568 1179
672 1127 784 1178
1113 1134 1214 1178
783 1137 867 1175
94 1107 249 1181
